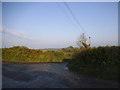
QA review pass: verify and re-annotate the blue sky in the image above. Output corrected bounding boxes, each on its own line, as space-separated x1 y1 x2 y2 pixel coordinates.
1 2 118 49
0 2 1 25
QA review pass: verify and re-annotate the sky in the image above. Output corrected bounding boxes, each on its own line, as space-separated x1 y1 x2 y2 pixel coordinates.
1 2 118 49
0 2 1 25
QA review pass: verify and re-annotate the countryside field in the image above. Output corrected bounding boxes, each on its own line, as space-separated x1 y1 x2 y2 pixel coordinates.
2 46 120 84
1 2 119 88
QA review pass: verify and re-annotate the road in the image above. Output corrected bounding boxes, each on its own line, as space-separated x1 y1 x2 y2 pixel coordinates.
2 63 119 88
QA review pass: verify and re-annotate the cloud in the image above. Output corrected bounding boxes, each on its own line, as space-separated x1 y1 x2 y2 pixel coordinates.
1 25 76 49
1 25 35 48
2 25 33 41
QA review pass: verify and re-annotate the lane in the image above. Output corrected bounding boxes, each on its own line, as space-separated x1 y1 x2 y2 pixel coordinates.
2 63 119 88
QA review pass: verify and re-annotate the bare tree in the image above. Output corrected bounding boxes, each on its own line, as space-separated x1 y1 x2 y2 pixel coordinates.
77 33 90 48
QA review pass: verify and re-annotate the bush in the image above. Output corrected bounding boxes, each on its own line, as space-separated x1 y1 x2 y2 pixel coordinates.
68 46 120 82
2 46 65 63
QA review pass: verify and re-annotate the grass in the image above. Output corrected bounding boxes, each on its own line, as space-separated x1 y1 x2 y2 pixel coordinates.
2 46 74 63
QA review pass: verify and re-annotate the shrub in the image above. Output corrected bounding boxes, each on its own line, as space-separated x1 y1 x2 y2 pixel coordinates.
67 46 120 82
2 46 65 62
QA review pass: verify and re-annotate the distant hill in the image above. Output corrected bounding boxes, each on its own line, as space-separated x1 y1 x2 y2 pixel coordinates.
41 48 62 51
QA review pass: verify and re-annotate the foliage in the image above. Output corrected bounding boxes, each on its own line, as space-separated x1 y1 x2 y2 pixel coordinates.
67 46 120 82
2 45 120 82
2 46 66 63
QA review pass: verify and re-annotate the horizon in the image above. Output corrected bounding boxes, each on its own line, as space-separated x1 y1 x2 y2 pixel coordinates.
1 45 118 49
1 2 118 49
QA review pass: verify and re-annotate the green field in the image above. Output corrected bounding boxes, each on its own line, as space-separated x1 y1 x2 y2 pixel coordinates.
2 46 74 63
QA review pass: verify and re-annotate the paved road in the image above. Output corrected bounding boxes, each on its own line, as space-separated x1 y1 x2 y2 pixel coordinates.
2 63 119 88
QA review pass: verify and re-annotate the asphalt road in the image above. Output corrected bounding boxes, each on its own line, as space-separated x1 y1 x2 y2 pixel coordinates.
2 63 119 88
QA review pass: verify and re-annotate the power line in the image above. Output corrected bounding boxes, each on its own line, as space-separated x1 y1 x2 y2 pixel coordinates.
63 1 89 37
56 1 91 45
56 2 80 31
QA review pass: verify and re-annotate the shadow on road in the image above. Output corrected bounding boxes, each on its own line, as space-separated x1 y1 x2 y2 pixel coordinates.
2 63 119 88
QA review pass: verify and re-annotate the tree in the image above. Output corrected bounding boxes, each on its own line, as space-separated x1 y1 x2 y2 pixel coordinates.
77 33 90 48
62 46 74 52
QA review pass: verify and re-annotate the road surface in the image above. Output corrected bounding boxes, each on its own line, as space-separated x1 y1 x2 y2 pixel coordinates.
2 63 119 88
